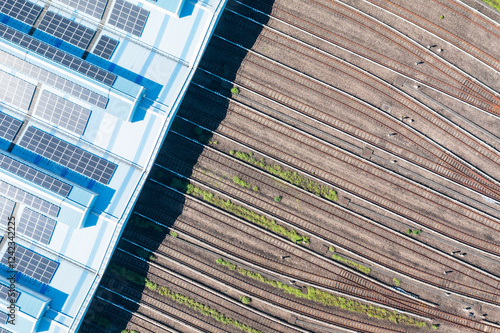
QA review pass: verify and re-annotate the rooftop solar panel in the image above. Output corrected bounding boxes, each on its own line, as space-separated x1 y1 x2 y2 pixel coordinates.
1 244 58 284
0 180 59 217
0 70 36 110
0 283 19 303
0 0 43 26
19 127 117 184
0 311 8 324
38 11 96 49
92 35 118 60
108 0 149 37
0 50 108 108
0 154 72 197
0 196 15 223
35 91 91 136
59 0 108 19
0 112 22 142
0 24 116 86
19 208 56 244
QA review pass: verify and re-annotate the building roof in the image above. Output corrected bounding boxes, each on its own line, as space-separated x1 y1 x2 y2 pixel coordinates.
0 0 227 331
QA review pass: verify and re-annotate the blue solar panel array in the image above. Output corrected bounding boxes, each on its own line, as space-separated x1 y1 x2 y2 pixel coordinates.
0 196 15 223
35 91 91 136
19 127 117 184
0 154 72 197
0 180 59 217
0 50 109 108
0 0 42 26
0 112 22 142
19 208 56 245
0 283 19 303
0 24 116 85
93 35 118 60
0 311 8 324
0 70 36 110
38 11 96 49
58 0 108 19
1 244 58 284
109 0 149 37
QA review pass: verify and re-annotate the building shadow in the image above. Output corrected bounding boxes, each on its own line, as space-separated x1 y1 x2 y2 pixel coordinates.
79 1 275 332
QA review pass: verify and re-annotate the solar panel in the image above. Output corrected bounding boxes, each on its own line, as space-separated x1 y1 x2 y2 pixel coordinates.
0 180 59 217
0 283 19 303
1 244 58 284
0 154 72 197
92 35 118 60
35 91 91 135
0 112 22 142
0 50 108 108
0 70 36 110
38 12 95 49
0 311 8 324
0 24 116 86
108 0 149 37
19 208 56 244
0 196 15 223
19 127 117 184
58 0 108 19
0 0 43 26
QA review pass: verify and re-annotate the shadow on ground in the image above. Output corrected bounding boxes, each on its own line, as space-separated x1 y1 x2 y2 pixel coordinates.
79 0 275 332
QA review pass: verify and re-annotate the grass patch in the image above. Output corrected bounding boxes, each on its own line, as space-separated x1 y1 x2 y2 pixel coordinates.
274 195 282 203
329 246 336 253
233 176 252 189
439 15 444 19
129 216 163 232
229 151 337 201
481 0 500 11
217 259 427 328
171 178 309 244
393 278 401 286
231 87 240 95
170 230 178 238
252 185 259 192
406 229 421 236
240 296 251 304
121 330 140 333
332 253 371 275
112 265 263 333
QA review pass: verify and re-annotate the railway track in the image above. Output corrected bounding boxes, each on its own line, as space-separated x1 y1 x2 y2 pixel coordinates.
81 297 181 333
174 83 500 257
102 254 236 333
152 136 500 307
123 202 500 332
136 181 437 313
110 248 300 333
119 231 398 333
359 0 500 74
155 132 500 295
231 0 500 116
198 33 500 201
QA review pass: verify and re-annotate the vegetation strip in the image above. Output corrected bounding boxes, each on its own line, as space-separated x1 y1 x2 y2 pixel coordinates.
110 265 264 333
328 246 370 274
481 0 500 11
216 259 428 328
170 178 310 244
229 150 337 201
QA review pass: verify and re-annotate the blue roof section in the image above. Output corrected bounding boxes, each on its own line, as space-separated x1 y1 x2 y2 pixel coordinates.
0 0 228 331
